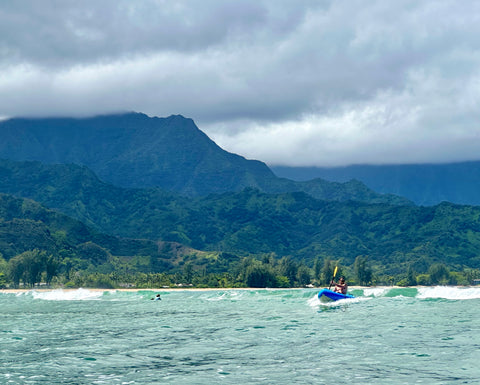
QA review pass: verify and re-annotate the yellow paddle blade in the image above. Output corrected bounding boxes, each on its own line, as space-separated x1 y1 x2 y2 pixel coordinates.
333 266 338 278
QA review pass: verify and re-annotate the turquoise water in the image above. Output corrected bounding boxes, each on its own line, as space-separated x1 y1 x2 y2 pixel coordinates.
1 287 479 384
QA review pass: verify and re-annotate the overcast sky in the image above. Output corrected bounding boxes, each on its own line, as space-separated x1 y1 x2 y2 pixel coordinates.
1 0 480 167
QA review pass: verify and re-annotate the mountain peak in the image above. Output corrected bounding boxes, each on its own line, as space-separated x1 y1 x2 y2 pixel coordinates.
0 112 408 204
0 113 275 195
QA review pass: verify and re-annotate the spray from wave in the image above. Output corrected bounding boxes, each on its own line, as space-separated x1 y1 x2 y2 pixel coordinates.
30 288 106 301
309 286 480 306
417 286 480 300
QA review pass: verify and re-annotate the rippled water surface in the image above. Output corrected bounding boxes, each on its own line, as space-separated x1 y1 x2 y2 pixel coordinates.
1 287 479 384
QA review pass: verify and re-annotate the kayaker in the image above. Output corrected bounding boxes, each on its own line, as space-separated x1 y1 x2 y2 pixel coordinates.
151 294 161 301
333 277 348 294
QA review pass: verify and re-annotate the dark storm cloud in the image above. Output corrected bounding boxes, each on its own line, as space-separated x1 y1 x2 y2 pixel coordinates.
0 0 299 66
1 0 480 166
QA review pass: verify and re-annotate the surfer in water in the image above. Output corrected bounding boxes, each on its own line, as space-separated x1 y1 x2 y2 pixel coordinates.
151 294 161 301
333 277 348 294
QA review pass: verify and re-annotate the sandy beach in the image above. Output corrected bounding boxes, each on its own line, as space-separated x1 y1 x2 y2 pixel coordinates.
1 286 367 294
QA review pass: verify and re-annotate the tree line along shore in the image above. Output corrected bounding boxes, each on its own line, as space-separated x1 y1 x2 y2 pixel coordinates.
1 250 478 290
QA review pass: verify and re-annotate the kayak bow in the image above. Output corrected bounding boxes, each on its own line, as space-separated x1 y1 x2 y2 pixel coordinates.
318 288 355 302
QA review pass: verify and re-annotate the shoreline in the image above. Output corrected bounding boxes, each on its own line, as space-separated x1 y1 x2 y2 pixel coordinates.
0 286 390 294
0 287 318 294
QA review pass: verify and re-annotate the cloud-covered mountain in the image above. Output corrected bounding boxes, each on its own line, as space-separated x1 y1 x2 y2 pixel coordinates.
0 112 409 205
272 162 480 206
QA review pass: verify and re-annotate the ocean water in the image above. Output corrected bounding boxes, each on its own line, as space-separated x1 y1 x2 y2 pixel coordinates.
1 287 479 384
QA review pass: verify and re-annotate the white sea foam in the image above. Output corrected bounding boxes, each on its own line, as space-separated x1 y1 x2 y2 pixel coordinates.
363 287 390 297
202 290 244 301
307 294 320 307
417 286 480 300
31 288 105 301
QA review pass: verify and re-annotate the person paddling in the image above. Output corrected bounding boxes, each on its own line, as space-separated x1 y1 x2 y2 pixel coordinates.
333 277 348 294
151 294 161 301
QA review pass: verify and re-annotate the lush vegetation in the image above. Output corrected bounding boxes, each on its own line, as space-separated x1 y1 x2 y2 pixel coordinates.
0 112 478 289
0 114 409 204
1 247 478 289
1 186 480 289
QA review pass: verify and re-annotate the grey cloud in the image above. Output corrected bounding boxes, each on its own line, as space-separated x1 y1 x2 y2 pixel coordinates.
0 0 300 67
1 0 480 166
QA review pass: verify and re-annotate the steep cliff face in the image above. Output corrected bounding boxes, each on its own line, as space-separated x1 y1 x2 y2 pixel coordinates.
0 112 409 204
0 112 276 194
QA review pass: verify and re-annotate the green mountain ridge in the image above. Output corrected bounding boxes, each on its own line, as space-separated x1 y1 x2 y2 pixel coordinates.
0 192 217 283
1 159 479 278
0 112 478 287
272 162 480 206
0 113 409 205
0 193 157 260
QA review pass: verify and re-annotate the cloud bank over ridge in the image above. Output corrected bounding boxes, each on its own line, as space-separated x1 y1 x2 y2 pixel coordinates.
1 0 480 166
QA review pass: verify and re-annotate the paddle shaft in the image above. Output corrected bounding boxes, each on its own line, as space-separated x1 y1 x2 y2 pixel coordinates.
328 266 338 290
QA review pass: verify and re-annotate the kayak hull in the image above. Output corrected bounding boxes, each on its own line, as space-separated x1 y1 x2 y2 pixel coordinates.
318 288 354 302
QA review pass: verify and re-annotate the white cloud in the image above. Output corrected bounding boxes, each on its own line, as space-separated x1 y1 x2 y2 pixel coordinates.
209 65 480 166
2 0 480 166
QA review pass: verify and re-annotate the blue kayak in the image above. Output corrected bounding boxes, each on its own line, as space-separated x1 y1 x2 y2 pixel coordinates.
318 288 355 302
